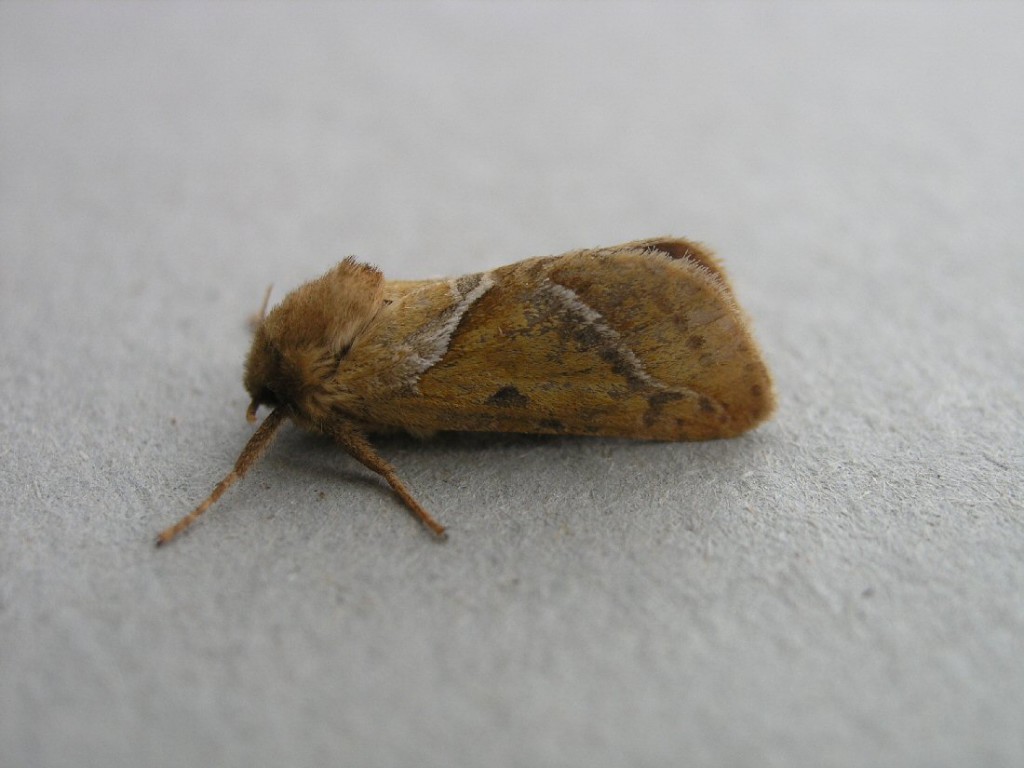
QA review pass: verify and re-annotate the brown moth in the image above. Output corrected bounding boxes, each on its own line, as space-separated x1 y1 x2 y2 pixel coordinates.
156 237 774 545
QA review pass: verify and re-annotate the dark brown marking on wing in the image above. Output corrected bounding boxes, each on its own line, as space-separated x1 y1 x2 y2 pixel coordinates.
486 385 530 408
644 391 685 428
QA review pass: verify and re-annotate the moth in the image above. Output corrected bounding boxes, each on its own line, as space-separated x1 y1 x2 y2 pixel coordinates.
156 237 774 545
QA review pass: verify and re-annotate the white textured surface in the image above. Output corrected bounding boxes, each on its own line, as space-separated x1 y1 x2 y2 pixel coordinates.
2 3 1023 767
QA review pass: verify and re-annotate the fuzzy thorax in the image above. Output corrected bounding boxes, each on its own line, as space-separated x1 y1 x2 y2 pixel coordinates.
244 257 384 423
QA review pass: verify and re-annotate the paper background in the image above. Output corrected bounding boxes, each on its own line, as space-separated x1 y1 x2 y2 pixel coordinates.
2 3 1022 766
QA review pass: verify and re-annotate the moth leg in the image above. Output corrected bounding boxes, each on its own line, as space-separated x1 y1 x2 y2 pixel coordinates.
156 408 288 546
328 424 447 539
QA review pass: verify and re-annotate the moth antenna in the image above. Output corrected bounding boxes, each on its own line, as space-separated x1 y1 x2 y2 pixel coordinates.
247 284 274 332
257 283 273 322
156 408 288 547
329 424 447 539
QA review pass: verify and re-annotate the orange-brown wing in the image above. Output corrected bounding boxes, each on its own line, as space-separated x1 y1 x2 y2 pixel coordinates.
337 239 774 441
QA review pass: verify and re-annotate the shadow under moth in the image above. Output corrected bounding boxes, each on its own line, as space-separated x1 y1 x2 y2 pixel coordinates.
156 237 775 545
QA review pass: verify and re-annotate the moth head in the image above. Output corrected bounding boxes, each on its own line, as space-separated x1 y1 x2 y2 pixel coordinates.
243 257 385 421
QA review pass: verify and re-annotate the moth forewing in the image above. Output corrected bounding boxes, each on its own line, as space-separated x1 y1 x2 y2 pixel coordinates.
349 240 773 441
156 237 774 545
